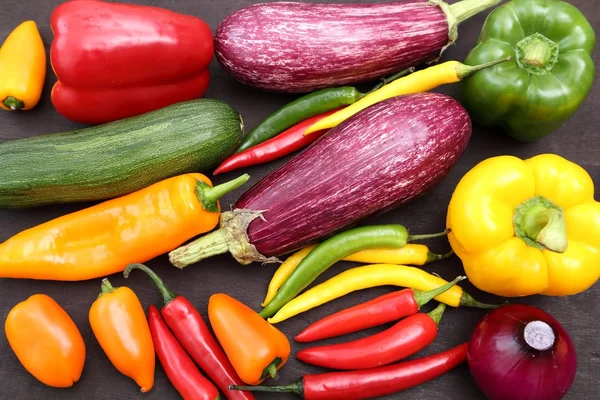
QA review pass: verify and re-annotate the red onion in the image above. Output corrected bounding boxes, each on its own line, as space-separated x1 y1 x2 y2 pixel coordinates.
467 304 577 400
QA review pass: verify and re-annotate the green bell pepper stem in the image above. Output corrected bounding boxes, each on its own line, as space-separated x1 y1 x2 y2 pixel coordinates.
258 225 449 318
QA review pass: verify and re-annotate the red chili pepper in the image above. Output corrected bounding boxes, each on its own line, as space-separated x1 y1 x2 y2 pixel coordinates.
124 264 254 400
50 0 213 124
213 108 343 175
295 277 462 343
230 343 468 400
148 305 219 400
297 303 446 370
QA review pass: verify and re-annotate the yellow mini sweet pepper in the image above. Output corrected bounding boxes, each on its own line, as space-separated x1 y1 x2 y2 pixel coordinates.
447 154 600 297
0 21 46 111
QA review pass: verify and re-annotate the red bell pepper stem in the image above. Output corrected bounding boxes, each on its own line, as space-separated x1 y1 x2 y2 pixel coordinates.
230 343 468 399
295 276 464 343
296 303 446 370
148 305 220 400
124 264 254 400
213 108 343 175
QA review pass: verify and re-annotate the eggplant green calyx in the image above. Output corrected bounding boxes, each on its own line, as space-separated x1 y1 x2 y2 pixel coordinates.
514 196 568 253
515 33 560 76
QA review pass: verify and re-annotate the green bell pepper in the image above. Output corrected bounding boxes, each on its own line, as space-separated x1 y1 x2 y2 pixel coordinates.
460 0 596 141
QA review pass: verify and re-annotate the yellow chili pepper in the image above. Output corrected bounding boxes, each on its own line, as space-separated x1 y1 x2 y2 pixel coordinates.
261 244 451 307
267 264 494 324
0 21 46 111
447 154 600 297
304 57 510 135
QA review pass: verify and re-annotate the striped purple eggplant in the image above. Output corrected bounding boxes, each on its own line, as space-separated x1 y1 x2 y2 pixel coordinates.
214 0 502 93
169 92 471 268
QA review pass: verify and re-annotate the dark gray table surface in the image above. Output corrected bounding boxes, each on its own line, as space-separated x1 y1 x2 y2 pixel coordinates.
1 1 598 399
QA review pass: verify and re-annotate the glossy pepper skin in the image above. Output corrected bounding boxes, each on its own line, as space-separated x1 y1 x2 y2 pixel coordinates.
295 278 464 343
50 0 213 124
0 173 248 281
89 279 155 392
231 343 468 399
447 154 600 297
262 243 452 307
124 264 254 400
0 21 46 111
209 293 291 385
148 305 220 400
459 0 596 141
214 109 341 175
297 303 446 370
4 294 86 388
259 224 448 319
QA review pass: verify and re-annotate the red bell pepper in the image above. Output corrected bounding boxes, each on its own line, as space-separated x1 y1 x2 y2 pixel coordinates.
50 0 213 124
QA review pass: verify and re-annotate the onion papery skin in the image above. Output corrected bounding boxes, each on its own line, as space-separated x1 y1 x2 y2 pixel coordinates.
467 304 576 400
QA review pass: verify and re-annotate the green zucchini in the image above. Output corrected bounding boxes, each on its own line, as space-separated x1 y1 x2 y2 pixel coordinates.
0 99 244 208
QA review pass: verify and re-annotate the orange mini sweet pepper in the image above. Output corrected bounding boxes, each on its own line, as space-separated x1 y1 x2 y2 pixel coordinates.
208 293 291 385
0 173 249 281
4 294 86 387
89 278 155 392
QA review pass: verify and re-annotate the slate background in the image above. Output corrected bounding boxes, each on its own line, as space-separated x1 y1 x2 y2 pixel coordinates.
0 0 598 399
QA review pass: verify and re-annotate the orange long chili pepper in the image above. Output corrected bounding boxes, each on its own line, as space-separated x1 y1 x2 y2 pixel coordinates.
0 173 249 281
208 293 291 386
89 278 155 392
5 294 86 388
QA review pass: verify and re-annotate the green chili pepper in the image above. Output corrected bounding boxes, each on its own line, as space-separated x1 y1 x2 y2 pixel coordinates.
235 68 415 153
258 224 448 318
459 0 596 141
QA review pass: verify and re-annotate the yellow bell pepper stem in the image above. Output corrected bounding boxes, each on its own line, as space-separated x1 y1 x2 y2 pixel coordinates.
304 57 511 135
514 196 568 253
261 244 452 307
0 21 47 111
267 264 498 324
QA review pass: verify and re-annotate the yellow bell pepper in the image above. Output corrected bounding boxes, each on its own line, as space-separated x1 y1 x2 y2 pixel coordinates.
447 154 600 297
0 21 46 111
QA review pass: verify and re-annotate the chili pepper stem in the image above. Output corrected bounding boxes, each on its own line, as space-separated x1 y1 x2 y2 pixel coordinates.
413 276 466 308
123 263 176 305
3 96 24 110
196 174 250 213
229 382 302 395
407 229 450 242
427 303 447 325
98 278 116 298
426 249 455 263
459 292 506 309
455 57 511 80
